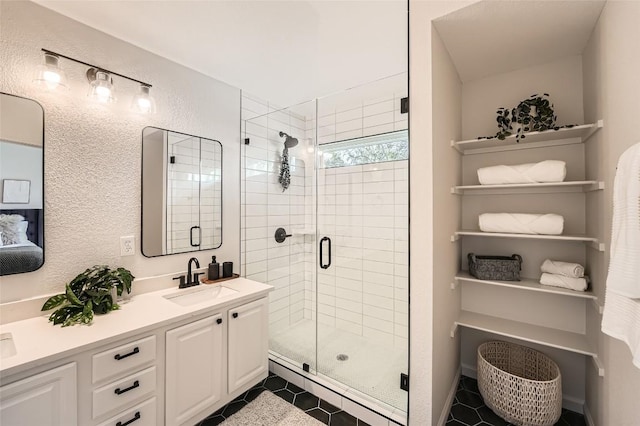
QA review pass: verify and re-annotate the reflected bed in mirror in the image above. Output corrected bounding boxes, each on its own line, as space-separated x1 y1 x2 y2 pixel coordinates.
0 93 45 276
142 127 222 257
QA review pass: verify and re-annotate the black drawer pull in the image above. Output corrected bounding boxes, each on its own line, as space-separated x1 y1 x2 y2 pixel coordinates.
232 312 238 319
217 318 222 324
114 380 140 395
114 347 139 360
116 411 140 426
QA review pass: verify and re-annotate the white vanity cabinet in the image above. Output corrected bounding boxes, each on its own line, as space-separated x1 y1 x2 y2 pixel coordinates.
228 297 268 393
165 314 224 426
165 296 269 426
0 362 77 426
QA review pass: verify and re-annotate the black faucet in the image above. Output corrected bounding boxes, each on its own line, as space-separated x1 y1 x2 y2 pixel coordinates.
187 257 202 286
173 257 202 289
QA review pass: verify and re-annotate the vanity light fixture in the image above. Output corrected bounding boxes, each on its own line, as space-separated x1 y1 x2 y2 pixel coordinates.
131 84 157 114
37 49 155 112
33 52 69 91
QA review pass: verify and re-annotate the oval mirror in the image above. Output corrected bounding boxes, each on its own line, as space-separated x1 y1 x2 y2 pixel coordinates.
0 93 45 275
142 127 222 257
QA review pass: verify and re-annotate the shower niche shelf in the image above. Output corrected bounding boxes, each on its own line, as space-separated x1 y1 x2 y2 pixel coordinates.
451 311 604 376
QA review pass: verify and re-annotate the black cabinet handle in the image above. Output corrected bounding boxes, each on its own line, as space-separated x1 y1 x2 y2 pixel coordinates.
114 380 140 395
114 347 139 361
190 226 201 247
217 318 222 324
232 312 238 319
116 411 141 426
319 236 332 269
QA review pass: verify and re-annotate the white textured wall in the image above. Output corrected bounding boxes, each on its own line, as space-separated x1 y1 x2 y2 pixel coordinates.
0 1 241 303
582 1 640 425
409 1 475 424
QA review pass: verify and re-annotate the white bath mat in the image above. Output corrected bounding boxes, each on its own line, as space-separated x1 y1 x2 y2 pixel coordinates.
220 390 325 426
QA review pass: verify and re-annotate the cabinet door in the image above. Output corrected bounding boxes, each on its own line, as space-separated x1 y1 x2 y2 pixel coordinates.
0 362 77 426
228 298 268 393
166 314 223 426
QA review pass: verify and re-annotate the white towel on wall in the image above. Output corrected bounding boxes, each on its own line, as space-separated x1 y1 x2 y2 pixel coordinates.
603 142 640 298
540 273 589 292
479 213 564 235
541 259 584 278
602 142 640 369
477 160 566 185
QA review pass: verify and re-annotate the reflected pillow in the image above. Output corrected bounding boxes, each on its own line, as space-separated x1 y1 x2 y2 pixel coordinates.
0 214 26 245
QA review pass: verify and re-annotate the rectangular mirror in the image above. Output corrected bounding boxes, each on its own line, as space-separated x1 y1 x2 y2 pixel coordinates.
142 127 222 257
0 93 45 275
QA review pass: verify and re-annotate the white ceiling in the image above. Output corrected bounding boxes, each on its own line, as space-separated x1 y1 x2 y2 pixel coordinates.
33 0 408 107
433 0 606 82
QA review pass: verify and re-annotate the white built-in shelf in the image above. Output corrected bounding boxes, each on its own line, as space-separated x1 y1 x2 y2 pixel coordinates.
453 271 597 300
452 311 604 376
451 180 604 195
451 121 603 155
451 230 604 251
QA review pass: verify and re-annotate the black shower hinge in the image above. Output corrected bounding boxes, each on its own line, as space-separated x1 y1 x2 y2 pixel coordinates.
169 156 175 164
303 363 310 372
244 138 250 145
401 97 409 114
400 373 409 391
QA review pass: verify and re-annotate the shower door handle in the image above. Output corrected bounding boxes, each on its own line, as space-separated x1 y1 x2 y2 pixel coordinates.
319 236 331 269
190 226 201 247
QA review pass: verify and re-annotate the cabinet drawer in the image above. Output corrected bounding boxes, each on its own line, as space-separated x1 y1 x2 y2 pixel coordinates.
93 336 156 383
97 397 156 426
93 366 156 419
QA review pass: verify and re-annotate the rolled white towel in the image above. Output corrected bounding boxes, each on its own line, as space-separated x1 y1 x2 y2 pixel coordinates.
540 273 589 291
479 213 564 235
541 259 584 278
477 160 566 185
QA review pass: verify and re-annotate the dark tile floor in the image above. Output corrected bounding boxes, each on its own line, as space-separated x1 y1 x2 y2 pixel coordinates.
198 371 372 426
447 376 586 426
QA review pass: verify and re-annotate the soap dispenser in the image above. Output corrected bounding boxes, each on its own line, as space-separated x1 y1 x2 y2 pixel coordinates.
208 256 220 281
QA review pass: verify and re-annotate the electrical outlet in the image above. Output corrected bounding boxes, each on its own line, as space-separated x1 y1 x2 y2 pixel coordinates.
120 236 135 256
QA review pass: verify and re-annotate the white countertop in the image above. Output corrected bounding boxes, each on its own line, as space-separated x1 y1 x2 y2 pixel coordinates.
0 277 272 379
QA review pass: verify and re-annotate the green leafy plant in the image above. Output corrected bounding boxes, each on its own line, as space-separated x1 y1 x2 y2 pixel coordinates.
480 94 575 142
41 265 134 327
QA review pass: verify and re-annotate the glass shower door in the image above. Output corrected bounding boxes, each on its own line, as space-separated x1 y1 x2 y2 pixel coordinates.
242 98 318 374
314 75 409 413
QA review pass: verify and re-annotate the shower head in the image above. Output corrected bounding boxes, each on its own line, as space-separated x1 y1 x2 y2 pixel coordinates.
279 131 299 148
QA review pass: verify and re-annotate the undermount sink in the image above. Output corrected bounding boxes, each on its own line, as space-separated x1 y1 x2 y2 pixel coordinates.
163 285 238 307
1 333 17 359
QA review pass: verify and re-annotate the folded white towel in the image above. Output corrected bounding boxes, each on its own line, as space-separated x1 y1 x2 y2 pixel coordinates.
479 213 564 235
541 259 584 278
540 273 588 291
477 160 566 185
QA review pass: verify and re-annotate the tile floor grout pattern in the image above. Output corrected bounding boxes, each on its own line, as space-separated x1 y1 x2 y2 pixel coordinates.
198 371 374 426
447 376 587 426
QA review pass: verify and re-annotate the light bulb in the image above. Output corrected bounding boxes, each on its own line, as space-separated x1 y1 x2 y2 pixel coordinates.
33 53 68 91
87 69 116 103
131 84 156 114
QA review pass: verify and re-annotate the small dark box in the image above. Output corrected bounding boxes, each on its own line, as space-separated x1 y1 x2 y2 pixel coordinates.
222 261 233 278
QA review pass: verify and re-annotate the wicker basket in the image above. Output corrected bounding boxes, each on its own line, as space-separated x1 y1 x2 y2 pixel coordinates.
468 253 522 281
477 341 562 426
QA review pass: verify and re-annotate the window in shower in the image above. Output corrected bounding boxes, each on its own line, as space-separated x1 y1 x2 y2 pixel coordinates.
321 130 408 168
